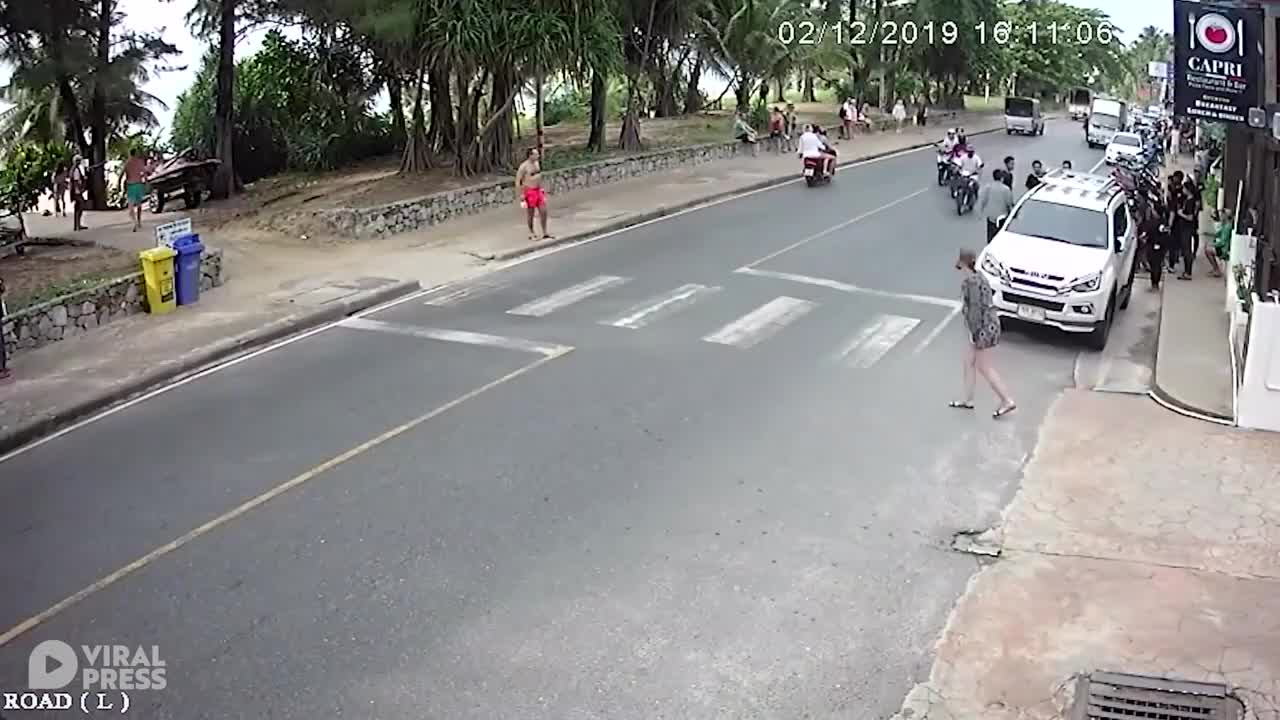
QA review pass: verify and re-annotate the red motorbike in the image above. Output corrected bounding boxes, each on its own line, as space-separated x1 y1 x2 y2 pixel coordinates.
802 156 833 187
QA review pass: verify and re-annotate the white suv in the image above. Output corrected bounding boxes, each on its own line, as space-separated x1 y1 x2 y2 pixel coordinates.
977 170 1138 350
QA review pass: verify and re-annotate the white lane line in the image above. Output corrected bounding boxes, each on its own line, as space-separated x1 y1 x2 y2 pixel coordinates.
838 315 921 368
603 284 721 329
702 296 816 348
1088 156 1107 173
0 282 446 466
735 267 960 309
339 318 572 357
914 305 962 354
506 275 629 317
424 281 507 307
740 188 930 269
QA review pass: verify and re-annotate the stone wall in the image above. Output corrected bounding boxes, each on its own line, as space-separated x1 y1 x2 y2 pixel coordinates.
278 141 754 241
3 247 226 362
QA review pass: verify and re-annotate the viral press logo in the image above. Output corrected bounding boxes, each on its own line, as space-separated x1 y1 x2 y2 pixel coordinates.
5 641 165 714
28 640 78 691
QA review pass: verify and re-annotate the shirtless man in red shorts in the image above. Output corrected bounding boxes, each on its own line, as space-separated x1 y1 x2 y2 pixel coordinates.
515 147 553 242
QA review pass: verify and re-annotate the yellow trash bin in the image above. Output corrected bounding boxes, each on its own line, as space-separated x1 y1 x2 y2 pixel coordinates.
138 247 177 315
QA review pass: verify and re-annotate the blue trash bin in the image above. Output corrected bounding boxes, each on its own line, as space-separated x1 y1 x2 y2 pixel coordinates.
172 234 204 306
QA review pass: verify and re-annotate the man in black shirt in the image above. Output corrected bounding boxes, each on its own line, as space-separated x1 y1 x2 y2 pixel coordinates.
1175 178 1199 279
1165 171 1185 272
1140 198 1168 289
1002 156 1015 189
1024 159 1045 190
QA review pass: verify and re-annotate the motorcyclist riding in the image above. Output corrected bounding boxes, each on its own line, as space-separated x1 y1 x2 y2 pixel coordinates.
952 146 983 197
798 123 836 176
941 128 959 155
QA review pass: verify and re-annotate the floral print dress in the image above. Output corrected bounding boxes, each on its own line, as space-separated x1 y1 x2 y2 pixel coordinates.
961 271 1001 349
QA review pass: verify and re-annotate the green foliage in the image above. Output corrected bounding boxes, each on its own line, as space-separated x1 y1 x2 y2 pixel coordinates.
0 142 67 217
170 32 393 182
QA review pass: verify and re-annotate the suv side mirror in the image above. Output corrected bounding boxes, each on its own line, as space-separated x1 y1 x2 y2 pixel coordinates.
997 214 1008 226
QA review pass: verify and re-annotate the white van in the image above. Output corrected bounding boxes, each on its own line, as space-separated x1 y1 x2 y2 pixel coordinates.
978 170 1138 350
1086 98 1127 148
1004 97 1044 135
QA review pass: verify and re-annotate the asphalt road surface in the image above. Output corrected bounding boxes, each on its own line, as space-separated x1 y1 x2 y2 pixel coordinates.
0 120 1106 718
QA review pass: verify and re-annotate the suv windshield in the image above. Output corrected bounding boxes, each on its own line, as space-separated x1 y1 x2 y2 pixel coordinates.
1112 134 1141 147
1004 199 1108 248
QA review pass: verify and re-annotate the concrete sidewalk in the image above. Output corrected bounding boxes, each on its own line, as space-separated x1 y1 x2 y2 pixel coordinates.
1149 154 1235 422
895 390 1280 720
1153 275 1234 420
0 114 1009 453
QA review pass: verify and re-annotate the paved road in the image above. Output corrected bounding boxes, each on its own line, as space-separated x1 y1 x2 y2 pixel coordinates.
0 121 1106 718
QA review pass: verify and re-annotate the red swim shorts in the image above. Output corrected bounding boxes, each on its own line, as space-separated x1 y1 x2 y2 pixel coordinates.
523 187 546 209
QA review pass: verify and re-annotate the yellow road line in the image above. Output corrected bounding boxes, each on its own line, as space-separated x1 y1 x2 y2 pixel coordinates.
0 349 570 648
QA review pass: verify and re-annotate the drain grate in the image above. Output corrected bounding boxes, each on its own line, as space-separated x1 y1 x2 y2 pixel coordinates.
1072 672 1242 720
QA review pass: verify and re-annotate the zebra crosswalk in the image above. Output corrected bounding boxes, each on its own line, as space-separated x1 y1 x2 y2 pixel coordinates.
370 272 958 369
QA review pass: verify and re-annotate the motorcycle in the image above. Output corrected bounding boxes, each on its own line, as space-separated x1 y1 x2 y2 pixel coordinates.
802 155 832 187
935 144 951 186
955 171 979 215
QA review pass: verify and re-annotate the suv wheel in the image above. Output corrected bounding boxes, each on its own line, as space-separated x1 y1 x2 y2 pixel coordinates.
1087 294 1115 351
1119 263 1136 309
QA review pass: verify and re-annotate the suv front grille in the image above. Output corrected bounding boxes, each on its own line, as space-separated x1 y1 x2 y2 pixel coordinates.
1002 291 1064 312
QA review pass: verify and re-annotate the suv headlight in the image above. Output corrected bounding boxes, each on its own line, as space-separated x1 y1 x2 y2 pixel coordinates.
980 253 1011 283
1069 273 1101 293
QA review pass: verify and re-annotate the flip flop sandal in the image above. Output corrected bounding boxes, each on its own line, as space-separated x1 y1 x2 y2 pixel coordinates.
948 401 974 410
993 404 1017 419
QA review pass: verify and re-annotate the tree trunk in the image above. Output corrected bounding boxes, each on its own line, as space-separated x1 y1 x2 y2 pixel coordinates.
534 65 544 157
452 67 480 175
400 63 431 174
87 0 111 210
479 65 516 172
426 62 456 155
55 77 91 160
774 78 786 103
683 52 703 114
618 76 643 151
209 0 238 200
586 69 607 151
802 72 816 102
387 75 406 149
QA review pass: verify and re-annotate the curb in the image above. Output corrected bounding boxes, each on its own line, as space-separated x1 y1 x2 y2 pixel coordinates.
483 124 1010 262
1147 283 1235 425
0 279 422 457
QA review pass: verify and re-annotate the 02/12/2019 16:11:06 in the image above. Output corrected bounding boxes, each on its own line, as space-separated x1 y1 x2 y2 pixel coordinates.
775 19 1116 46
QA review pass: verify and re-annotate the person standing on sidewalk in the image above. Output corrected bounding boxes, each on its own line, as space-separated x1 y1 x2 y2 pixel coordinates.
1165 171 1185 273
1140 196 1169 290
979 169 1013 243
68 154 88 231
0 275 11 382
1001 156 1015 189
122 148 151 233
1175 177 1200 279
515 147 553 242
892 99 907 132
783 103 798 152
950 248 1016 418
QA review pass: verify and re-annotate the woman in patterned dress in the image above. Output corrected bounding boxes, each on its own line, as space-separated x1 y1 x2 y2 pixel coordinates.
950 248 1016 418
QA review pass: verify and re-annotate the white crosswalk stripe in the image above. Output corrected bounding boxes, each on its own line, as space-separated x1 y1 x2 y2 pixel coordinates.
602 284 721 329
836 314 920 368
702 296 816 348
424 281 508 307
507 275 630 317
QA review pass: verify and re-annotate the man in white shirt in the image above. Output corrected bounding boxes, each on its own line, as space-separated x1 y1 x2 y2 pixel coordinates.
957 147 983 176
798 124 835 175
941 129 959 155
